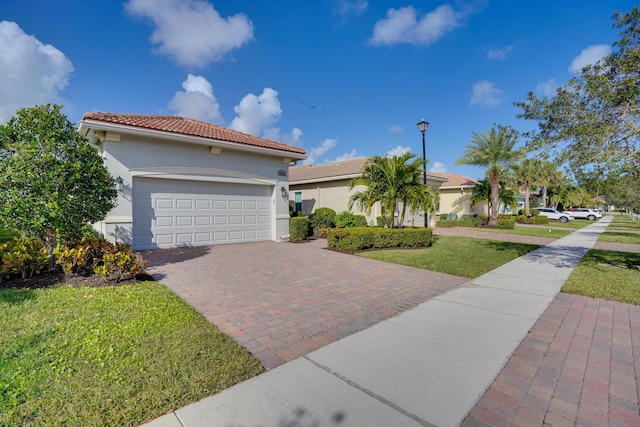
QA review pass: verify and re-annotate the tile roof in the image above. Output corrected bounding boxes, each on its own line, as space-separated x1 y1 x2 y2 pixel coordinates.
430 173 479 188
81 112 306 155
289 157 454 184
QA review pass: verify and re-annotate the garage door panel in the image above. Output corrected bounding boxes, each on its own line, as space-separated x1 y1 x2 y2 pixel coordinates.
133 178 272 250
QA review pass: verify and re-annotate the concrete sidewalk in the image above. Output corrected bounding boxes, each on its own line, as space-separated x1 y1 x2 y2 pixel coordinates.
145 216 612 427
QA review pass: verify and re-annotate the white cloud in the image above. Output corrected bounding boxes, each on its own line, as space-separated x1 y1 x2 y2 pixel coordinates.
333 0 368 18
429 162 448 173
470 80 505 107
369 5 461 46
487 45 513 60
569 44 611 73
169 74 222 123
388 124 404 133
0 21 74 123
301 138 338 165
386 145 412 157
125 0 253 68
230 87 282 136
263 127 304 147
333 150 360 162
535 78 558 98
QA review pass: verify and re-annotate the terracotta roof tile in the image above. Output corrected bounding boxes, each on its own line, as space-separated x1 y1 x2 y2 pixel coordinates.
430 173 479 187
81 112 306 155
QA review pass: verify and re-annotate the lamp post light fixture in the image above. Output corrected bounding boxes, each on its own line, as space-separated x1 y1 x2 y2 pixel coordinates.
416 119 429 227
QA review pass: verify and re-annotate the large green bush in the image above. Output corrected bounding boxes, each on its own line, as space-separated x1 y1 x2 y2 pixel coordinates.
327 227 432 252
497 218 516 229
289 217 309 242
335 211 368 228
309 207 337 237
516 215 549 225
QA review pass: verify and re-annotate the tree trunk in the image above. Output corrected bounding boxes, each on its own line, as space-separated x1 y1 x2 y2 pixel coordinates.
524 182 531 216
43 228 57 271
489 168 500 227
541 185 548 208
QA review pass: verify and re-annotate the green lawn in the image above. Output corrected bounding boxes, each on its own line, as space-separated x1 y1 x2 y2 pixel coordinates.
563 250 640 304
598 232 640 245
607 214 640 231
472 226 572 239
0 281 264 427
357 235 539 278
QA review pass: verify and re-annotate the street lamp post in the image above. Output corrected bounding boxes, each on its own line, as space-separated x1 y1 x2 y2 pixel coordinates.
417 119 429 227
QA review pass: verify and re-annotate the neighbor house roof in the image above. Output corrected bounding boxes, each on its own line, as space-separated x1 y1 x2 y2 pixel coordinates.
430 173 479 189
80 112 306 156
289 157 448 184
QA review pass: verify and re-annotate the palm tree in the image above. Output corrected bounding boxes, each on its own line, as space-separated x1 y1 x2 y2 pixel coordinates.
470 179 491 216
455 126 524 227
349 153 438 228
536 160 561 208
507 158 542 216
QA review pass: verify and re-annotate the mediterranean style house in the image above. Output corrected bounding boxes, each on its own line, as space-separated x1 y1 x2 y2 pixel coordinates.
288 158 482 227
78 113 306 250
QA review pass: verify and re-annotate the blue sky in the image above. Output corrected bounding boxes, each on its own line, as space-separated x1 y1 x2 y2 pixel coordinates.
1 0 634 179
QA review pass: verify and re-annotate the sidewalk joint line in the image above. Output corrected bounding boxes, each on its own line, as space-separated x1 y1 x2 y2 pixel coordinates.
303 356 438 427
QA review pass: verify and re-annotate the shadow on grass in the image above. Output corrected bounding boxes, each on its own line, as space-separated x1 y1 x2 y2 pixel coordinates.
583 249 640 269
0 288 37 305
483 240 539 255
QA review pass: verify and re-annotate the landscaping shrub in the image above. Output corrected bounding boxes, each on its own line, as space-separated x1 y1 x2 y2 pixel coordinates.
497 218 516 229
436 219 458 228
335 211 368 228
440 213 458 220
309 207 336 237
94 243 147 282
0 236 51 280
516 215 549 225
327 227 432 252
289 217 309 242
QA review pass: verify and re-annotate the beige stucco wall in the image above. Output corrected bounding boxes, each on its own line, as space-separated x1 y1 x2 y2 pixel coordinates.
91 131 292 244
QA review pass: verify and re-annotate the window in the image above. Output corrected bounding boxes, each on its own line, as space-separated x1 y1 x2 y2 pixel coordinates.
294 191 302 212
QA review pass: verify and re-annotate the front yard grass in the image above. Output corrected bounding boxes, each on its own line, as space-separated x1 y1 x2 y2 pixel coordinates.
598 232 640 245
562 250 640 304
0 281 264 427
474 226 572 239
357 235 539 278
607 214 640 231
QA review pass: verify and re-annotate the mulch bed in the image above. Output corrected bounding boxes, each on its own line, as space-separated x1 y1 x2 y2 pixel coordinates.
0 269 155 290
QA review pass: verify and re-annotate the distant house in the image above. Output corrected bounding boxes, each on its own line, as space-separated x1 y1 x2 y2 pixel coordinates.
289 158 479 226
430 173 484 218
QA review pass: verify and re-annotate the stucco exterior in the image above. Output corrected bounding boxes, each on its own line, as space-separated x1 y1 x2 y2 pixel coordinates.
78 114 306 249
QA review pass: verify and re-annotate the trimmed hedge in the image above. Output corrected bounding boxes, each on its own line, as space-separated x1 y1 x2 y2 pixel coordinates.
290 217 309 242
327 227 433 252
335 211 368 228
497 218 516 229
516 215 549 225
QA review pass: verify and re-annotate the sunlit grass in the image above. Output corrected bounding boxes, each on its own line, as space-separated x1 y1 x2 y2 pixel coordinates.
473 226 572 239
357 235 539 278
0 282 264 426
562 250 640 304
598 232 640 245
608 214 640 231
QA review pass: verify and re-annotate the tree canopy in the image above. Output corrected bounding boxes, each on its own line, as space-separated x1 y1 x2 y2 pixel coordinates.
0 104 117 256
515 7 640 176
349 153 438 228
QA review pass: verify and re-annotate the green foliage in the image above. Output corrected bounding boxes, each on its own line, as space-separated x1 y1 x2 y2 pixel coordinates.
516 215 549 225
93 243 147 282
53 245 90 275
0 229 20 244
335 211 368 228
0 237 50 280
516 7 640 175
309 207 336 237
289 217 309 242
497 218 516 229
436 219 458 228
349 153 438 228
0 282 264 426
455 126 525 226
440 213 458 220
436 215 488 228
327 227 432 251
0 104 117 254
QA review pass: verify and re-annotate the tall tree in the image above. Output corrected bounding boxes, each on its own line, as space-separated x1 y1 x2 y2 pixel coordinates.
349 153 438 228
507 158 542 216
0 104 118 263
515 7 640 176
455 126 524 226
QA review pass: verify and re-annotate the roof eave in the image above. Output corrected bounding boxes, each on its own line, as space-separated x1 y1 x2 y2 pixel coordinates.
78 119 307 160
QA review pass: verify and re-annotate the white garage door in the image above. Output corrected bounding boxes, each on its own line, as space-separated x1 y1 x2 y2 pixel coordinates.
132 178 272 250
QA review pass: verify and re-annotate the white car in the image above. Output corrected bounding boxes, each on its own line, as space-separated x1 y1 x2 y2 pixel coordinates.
536 208 574 223
566 208 602 220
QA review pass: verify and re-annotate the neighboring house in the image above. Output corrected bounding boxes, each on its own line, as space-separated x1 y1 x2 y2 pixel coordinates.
78 113 306 250
288 157 451 226
429 173 483 217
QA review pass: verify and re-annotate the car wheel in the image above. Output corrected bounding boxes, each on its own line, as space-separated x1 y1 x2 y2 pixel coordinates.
588 215 595 220
560 216 568 223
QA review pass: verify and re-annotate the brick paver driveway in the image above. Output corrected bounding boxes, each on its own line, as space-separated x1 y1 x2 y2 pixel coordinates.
143 239 468 369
